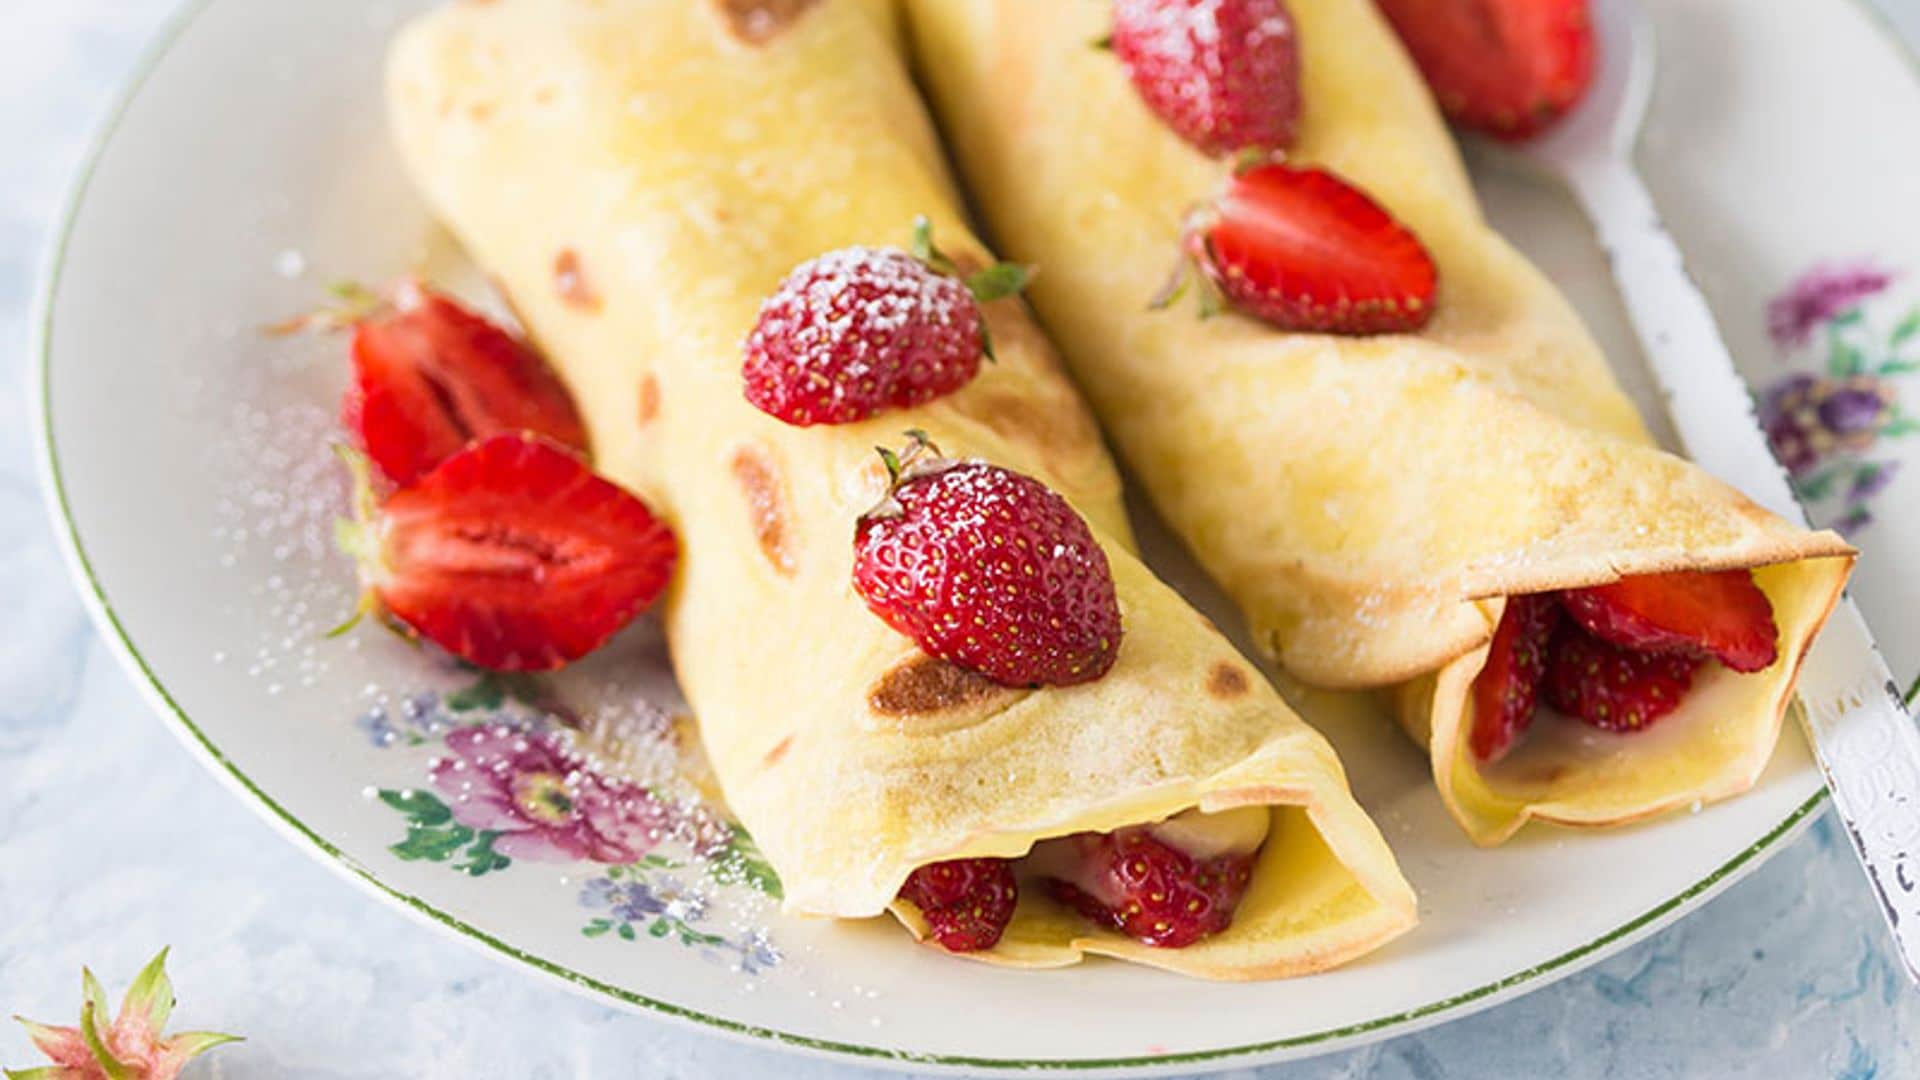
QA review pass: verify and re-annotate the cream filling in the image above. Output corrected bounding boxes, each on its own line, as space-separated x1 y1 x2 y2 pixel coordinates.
1021 803 1273 902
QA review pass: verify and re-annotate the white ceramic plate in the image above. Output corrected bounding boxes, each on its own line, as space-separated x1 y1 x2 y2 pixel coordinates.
35 1 1920 1075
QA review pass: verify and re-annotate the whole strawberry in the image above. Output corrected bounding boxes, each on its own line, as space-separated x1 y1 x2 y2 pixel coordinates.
1109 0 1302 156
1377 0 1595 142
852 433 1123 687
898 857 1019 952
742 218 1031 427
335 433 677 672
1042 828 1256 948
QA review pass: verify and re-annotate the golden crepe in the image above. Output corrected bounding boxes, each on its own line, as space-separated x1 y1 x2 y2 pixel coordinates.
386 0 1415 977
904 0 1855 843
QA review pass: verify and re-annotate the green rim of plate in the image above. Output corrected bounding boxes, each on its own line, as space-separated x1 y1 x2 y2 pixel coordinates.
32 0 1914 1071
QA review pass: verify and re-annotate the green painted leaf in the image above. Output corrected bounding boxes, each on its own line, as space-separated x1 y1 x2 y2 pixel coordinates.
1794 468 1840 501
1877 359 1920 376
378 789 452 827
390 823 475 862
617 923 637 942
719 824 784 900
1891 309 1920 348
1829 342 1867 377
582 920 613 938
648 920 673 939
445 675 505 712
456 831 512 876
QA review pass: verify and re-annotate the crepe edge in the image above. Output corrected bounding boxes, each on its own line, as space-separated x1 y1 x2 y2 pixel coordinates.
1408 550 1855 847
1266 527 1857 691
882 758 1419 980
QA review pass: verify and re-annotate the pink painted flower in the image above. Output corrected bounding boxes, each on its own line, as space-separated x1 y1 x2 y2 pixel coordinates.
1768 263 1895 347
9 950 238 1080
429 725 672 864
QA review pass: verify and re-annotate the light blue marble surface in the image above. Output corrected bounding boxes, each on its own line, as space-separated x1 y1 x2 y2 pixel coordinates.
5 3 1920 1077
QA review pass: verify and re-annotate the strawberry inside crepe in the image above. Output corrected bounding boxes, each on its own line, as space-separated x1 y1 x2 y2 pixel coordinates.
899 806 1271 953
1469 569 1781 765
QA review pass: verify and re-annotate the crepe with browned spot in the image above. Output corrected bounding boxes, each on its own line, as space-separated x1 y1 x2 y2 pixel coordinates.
389 0 1415 977
905 0 1854 843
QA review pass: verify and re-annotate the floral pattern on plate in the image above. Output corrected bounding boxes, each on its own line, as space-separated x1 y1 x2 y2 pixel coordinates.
1760 262 1920 535
359 667 783 973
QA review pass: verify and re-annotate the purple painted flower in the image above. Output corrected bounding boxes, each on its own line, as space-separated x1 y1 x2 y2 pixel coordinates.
1760 372 1899 475
1765 413 1818 476
1768 263 1895 348
1819 379 1898 451
429 726 671 864
732 929 782 974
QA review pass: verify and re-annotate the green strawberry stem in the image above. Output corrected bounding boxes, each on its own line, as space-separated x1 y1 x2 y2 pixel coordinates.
907 216 1033 361
326 444 419 647
262 279 386 337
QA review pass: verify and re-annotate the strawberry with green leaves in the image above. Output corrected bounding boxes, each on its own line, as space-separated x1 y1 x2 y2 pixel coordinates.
1109 0 1302 156
853 433 1122 688
1376 0 1596 142
742 219 1031 427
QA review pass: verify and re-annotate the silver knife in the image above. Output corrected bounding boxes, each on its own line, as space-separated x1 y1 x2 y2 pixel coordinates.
1513 0 1920 982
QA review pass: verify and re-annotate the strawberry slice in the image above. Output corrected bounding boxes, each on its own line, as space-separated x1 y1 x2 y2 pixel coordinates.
1543 623 1702 733
1375 0 1596 142
1038 828 1255 948
1560 569 1780 674
1469 593 1560 762
898 858 1018 953
336 433 676 672
341 280 588 486
1176 162 1437 335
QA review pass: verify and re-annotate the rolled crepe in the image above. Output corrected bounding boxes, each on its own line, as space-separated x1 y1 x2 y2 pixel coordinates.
387 0 1414 976
904 0 1855 843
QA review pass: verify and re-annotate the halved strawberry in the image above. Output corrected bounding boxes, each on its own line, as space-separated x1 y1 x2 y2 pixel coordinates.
338 280 588 486
1375 0 1596 142
1039 828 1255 948
1560 569 1780 674
335 433 676 672
1543 622 1702 733
1171 162 1437 334
1469 593 1560 762
898 858 1018 953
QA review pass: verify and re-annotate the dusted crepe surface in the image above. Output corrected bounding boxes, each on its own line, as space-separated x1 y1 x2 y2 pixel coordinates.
386 0 1413 977
903 0 1851 689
